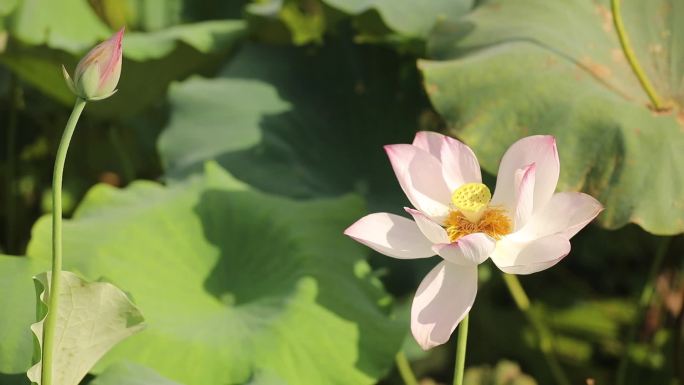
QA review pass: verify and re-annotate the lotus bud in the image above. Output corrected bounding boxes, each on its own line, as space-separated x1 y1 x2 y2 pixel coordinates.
62 27 124 101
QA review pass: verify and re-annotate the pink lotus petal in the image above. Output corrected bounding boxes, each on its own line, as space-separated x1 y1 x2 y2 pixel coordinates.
405 207 449 244
412 131 445 159
98 27 124 89
492 136 559 218
517 192 604 240
513 163 536 230
385 144 451 219
344 213 434 259
432 233 495 266
490 234 570 275
411 261 478 350
440 135 482 190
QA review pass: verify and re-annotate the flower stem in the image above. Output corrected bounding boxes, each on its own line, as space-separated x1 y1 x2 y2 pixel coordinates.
41 98 86 385
395 351 419 385
453 314 469 385
502 274 571 385
611 0 666 110
616 236 671 385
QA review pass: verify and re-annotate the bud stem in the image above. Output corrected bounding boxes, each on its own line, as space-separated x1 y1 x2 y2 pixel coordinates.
41 98 87 385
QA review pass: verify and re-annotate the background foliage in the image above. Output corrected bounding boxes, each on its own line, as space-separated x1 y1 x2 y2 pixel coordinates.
0 0 683 384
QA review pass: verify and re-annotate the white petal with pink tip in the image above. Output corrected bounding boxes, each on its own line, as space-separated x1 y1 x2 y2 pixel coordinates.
516 192 604 241
490 234 570 275
411 261 478 350
385 144 451 219
344 213 434 259
412 131 445 159
440 135 482 190
492 135 559 217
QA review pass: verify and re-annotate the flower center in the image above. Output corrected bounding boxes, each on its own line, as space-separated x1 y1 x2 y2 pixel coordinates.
445 183 512 243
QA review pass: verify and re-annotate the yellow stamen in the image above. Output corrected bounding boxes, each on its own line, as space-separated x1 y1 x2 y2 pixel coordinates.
444 207 512 243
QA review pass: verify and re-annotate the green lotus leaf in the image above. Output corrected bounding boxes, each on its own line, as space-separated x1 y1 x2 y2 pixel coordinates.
420 0 684 234
158 42 427 213
90 363 183 385
0 164 403 385
3 0 111 53
27 272 145 385
124 21 246 61
323 0 473 47
1 9 245 117
0 0 18 17
246 0 327 46
0 256 47 374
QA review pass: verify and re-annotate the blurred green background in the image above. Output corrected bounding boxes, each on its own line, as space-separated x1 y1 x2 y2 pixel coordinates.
0 0 683 384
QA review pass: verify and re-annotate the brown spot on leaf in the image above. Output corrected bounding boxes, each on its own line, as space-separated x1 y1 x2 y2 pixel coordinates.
611 48 625 63
676 111 684 128
544 56 558 68
580 56 612 79
649 43 664 55
595 4 613 33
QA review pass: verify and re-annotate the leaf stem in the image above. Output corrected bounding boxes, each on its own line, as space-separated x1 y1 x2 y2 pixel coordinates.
502 274 571 385
453 314 469 385
395 351 419 385
41 98 87 385
611 0 666 110
616 236 671 385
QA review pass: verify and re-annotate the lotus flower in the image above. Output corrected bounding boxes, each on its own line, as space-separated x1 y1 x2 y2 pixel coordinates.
344 132 603 350
62 27 124 101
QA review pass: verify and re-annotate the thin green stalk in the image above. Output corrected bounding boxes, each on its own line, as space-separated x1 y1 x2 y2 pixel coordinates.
611 0 666 110
453 314 469 385
395 351 419 385
502 274 571 385
41 98 87 385
616 237 671 385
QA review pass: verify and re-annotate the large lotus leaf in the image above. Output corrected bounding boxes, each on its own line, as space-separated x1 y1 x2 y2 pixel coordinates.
158 42 428 212
90 0 249 31
3 0 111 53
246 0 328 46
91 362 288 385
90 363 184 385
27 272 145 385
0 20 245 117
0 0 18 17
324 0 473 39
1 164 403 385
0 255 47 373
420 0 684 235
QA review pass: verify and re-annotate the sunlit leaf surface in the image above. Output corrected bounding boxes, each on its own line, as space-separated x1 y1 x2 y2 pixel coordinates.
27 272 145 385
421 0 684 234
0 164 403 385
